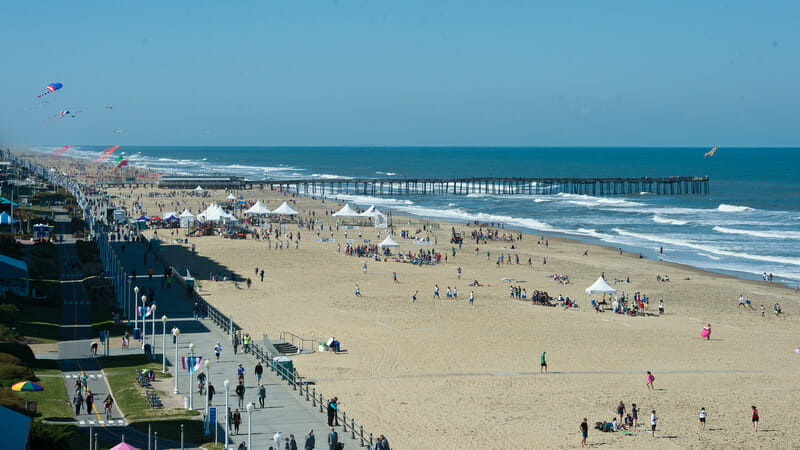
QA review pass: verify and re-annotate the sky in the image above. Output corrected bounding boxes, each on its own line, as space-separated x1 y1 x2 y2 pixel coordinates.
0 1 798 147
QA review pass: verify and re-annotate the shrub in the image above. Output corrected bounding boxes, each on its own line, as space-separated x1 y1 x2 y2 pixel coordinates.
0 362 36 381
0 387 27 414
0 304 20 323
0 353 24 366
29 421 74 450
0 343 35 364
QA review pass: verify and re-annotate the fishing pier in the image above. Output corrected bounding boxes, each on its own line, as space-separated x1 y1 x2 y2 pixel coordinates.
152 175 710 196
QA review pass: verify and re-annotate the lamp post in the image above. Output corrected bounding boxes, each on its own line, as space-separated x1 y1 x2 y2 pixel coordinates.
150 304 158 359
173 327 180 394
204 359 211 417
141 295 148 349
161 315 168 373
188 342 195 410
224 379 230 450
246 402 254 450
133 286 139 330
125 275 130 322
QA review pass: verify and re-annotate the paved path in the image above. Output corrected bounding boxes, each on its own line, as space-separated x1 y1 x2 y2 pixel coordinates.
111 236 360 449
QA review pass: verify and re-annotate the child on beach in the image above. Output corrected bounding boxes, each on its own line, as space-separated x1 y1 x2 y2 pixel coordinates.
646 371 655 390
752 405 759 431
698 407 707 430
650 410 658 437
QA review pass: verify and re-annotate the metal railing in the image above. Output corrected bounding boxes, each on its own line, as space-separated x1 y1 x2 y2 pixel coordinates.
279 331 317 354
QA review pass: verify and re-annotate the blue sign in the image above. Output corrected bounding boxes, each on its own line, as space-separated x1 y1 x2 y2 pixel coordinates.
99 331 105 343
205 407 216 435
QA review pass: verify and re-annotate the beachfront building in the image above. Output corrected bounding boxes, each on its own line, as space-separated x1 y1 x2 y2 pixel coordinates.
0 254 29 298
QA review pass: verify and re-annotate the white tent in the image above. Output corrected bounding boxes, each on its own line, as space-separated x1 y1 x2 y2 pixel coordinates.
333 203 361 217
244 201 271 216
226 193 237 201
197 204 237 223
585 276 616 295
359 205 381 217
378 235 400 247
270 201 298 216
194 185 204 192
179 209 194 227
162 211 179 221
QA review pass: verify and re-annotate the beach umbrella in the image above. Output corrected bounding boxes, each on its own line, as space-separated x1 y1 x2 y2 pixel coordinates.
149 216 162 222
11 381 44 392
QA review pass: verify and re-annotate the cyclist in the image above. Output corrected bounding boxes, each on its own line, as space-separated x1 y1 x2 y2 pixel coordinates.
197 370 206 395
103 394 114 419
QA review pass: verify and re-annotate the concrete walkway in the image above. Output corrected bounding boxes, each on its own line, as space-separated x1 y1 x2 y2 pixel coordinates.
110 235 359 449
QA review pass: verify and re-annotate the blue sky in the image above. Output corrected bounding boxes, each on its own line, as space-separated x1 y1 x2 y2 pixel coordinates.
1 1 798 147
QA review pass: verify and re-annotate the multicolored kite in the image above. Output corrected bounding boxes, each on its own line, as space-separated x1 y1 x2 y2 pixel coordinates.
113 158 129 172
38 82 63 98
704 146 719 158
93 145 120 162
45 110 82 123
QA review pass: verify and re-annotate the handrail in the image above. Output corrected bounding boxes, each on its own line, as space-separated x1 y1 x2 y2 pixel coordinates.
279 331 317 353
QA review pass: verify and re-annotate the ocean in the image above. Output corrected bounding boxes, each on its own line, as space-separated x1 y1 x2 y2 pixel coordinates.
48 146 800 286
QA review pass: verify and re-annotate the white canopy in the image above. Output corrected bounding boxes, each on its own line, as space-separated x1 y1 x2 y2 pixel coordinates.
194 185 204 192
197 204 237 223
585 276 616 295
162 211 178 221
244 201 271 216
378 235 400 247
179 209 194 218
226 193 237 201
359 205 381 217
333 203 361 217
179 209 194 228
270 201 298 216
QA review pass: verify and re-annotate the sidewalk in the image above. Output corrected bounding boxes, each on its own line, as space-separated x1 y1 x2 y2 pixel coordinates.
111 236 357 449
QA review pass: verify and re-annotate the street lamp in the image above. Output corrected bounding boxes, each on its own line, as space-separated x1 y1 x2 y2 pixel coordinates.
204 359 211 417
246 402 254 450
161 315 168 373
188 342 195 411
133 286 139 330
141 295 147 349
173 327 180 394
224 379 230 450
150 304 158 359
125 274 130 322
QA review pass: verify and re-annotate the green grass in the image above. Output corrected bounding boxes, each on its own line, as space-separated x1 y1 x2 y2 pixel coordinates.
2 375 72 421
15 305 63 343
130 418 207 446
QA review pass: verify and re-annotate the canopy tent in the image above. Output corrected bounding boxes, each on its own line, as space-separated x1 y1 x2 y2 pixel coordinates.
194 185 204 192
270 201 298 216
585 276 616 295
378 234 400 247
333 203 361 217
359 205 381 217
110 442 141 450
149 216 162 222
225 193 237 201
244 201 271 216
162 212 179 221
0 212 16 225
179 209 194 227
197 204 237 223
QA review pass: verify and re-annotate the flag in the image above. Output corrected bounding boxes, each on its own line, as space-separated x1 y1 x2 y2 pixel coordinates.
182 356 203 373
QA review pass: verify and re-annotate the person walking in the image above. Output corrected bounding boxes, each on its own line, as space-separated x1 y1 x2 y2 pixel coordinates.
616 401 626 424
378 435 390 450
258 383 266 408
236 381 246 408
327 428 338 450
84 390 94 415
752 405 759 431
214 342 222 362
540 352 548 373
469 291 474 305
646 371 655 390
631 403 639 431
232 408 241 435
698 407 707 430
233 333 239 355
289 434 298 450
579 418 588 447
304 429 315 450
650 410 658 437
208 382 215 406
355 285 361 297
255 361 264 384
73 392 83 416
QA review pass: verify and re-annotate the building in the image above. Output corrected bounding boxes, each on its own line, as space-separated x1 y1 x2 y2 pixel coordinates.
0 254 29 298
0 405 32 449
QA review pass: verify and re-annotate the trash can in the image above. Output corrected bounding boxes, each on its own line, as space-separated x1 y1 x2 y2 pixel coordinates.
272 356 293 380
144 343 151 357
184 238 188 244
133 328 141 340
184 396 190 409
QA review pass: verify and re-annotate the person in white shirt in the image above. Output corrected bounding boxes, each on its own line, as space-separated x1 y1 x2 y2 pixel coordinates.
650 410 658 437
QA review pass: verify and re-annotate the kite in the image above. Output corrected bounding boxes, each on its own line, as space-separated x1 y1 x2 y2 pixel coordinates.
113 130 122 134
93 145 119 162
113 158 129 172
38 82 63 98
704 146 719 158
106 106 113 110
44 110 82 123
50 145 71 158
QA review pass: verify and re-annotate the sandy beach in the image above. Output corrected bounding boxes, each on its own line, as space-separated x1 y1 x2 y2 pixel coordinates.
34 154 800 448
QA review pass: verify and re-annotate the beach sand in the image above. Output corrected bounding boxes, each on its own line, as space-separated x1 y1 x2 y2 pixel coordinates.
34 154 800 448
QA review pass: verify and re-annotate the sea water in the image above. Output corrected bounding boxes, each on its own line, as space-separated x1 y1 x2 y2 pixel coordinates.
49 146 800 285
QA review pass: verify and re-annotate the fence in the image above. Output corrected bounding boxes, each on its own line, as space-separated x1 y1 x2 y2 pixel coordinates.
279 331 317 354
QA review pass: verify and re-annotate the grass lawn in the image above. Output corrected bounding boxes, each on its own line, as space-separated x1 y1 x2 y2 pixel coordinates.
3 375 72 421
15 305 63 343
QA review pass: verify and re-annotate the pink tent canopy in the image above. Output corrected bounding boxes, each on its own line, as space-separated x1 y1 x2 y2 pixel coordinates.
111 442 140 450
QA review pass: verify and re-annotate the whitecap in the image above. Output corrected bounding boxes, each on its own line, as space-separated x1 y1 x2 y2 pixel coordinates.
718 204 754 213
652 215 689 226
712 226 800 240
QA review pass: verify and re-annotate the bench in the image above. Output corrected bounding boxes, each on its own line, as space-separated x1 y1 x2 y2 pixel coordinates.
146 390 163 409
135 371 151 388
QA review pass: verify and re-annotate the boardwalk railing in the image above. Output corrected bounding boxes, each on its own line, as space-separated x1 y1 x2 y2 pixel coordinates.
279 331 317 354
